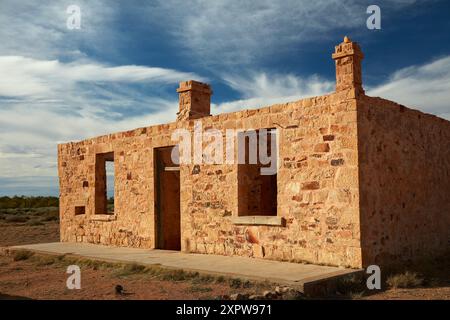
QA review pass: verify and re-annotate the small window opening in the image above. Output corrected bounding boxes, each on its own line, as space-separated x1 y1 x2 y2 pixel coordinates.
75 206 85 215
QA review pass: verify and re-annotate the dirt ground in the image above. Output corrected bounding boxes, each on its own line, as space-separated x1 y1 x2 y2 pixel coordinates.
0 221 59 246
0 252 263 300
0 206 60 246
0 217 272 300
362 287 450 300
0 215 448 300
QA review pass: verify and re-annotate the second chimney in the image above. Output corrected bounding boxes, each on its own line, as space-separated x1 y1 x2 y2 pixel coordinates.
332 36 364 95
176 80 212 121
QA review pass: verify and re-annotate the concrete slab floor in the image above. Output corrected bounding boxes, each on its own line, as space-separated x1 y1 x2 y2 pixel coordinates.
10 242 362 295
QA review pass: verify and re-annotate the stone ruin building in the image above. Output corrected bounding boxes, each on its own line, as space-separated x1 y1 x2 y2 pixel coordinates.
58 37 450 268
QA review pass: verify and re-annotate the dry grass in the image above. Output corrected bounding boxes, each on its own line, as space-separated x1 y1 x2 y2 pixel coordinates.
0 207 58 225
12 249 34 261
0 250 264 300
386 271 424 289
5 216 28 223
186 285 213 293
113 263 148 277
333 273 367 299
7 250 270 293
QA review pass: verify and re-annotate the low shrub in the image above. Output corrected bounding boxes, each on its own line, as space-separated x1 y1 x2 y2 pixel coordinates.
13 250 34 261
386 271 424 289
114 263 148 277
228 278 242 289
5 215 28 223
161 269 195 281
26 219 44 226
42 211 59 221
32 255 58 266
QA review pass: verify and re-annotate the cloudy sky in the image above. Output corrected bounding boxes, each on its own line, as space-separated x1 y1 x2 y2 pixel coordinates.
1 0 449 196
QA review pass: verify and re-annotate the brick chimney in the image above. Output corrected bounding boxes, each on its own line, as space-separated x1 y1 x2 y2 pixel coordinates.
176 80 212 121
332 36 364 95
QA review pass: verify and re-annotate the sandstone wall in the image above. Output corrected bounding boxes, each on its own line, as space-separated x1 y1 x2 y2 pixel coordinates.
357 96 450 267
58 123 183 248
59 89 363 268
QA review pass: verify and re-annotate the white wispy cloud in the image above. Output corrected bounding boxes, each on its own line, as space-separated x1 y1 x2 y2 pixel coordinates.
215 55 450 119
214 72 334 113
0 55 203 179
145 0 423 66
0 0 117 60
0 101 179 179
368 56 450 120
0 0 194 193
0 56 202 98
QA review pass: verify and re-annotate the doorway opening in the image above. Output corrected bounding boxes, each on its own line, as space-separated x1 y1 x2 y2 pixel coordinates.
154 146 181 250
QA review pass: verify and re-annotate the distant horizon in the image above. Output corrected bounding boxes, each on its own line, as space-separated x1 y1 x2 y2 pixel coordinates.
0 176 113 197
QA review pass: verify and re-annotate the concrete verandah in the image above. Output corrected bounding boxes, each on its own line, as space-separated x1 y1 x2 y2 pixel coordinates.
11 242 362 295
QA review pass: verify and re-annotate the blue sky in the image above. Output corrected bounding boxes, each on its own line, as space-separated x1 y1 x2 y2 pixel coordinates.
1 0 450 196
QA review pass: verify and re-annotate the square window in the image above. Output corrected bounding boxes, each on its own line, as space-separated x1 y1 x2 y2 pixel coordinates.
237 129 277 217
75 206 85 215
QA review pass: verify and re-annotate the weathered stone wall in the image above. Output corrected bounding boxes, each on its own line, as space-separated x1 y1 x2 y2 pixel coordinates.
357 95 450 267
181 91 362 267
58 37 450 270
59 89 363 268
58 124 178 248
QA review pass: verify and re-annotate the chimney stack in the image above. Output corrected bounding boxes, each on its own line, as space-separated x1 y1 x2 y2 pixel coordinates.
176 80 212 121
332 36 364 95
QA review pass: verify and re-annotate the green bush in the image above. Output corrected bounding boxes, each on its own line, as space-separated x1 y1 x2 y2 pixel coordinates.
0 196 59 209
1 207 59 224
